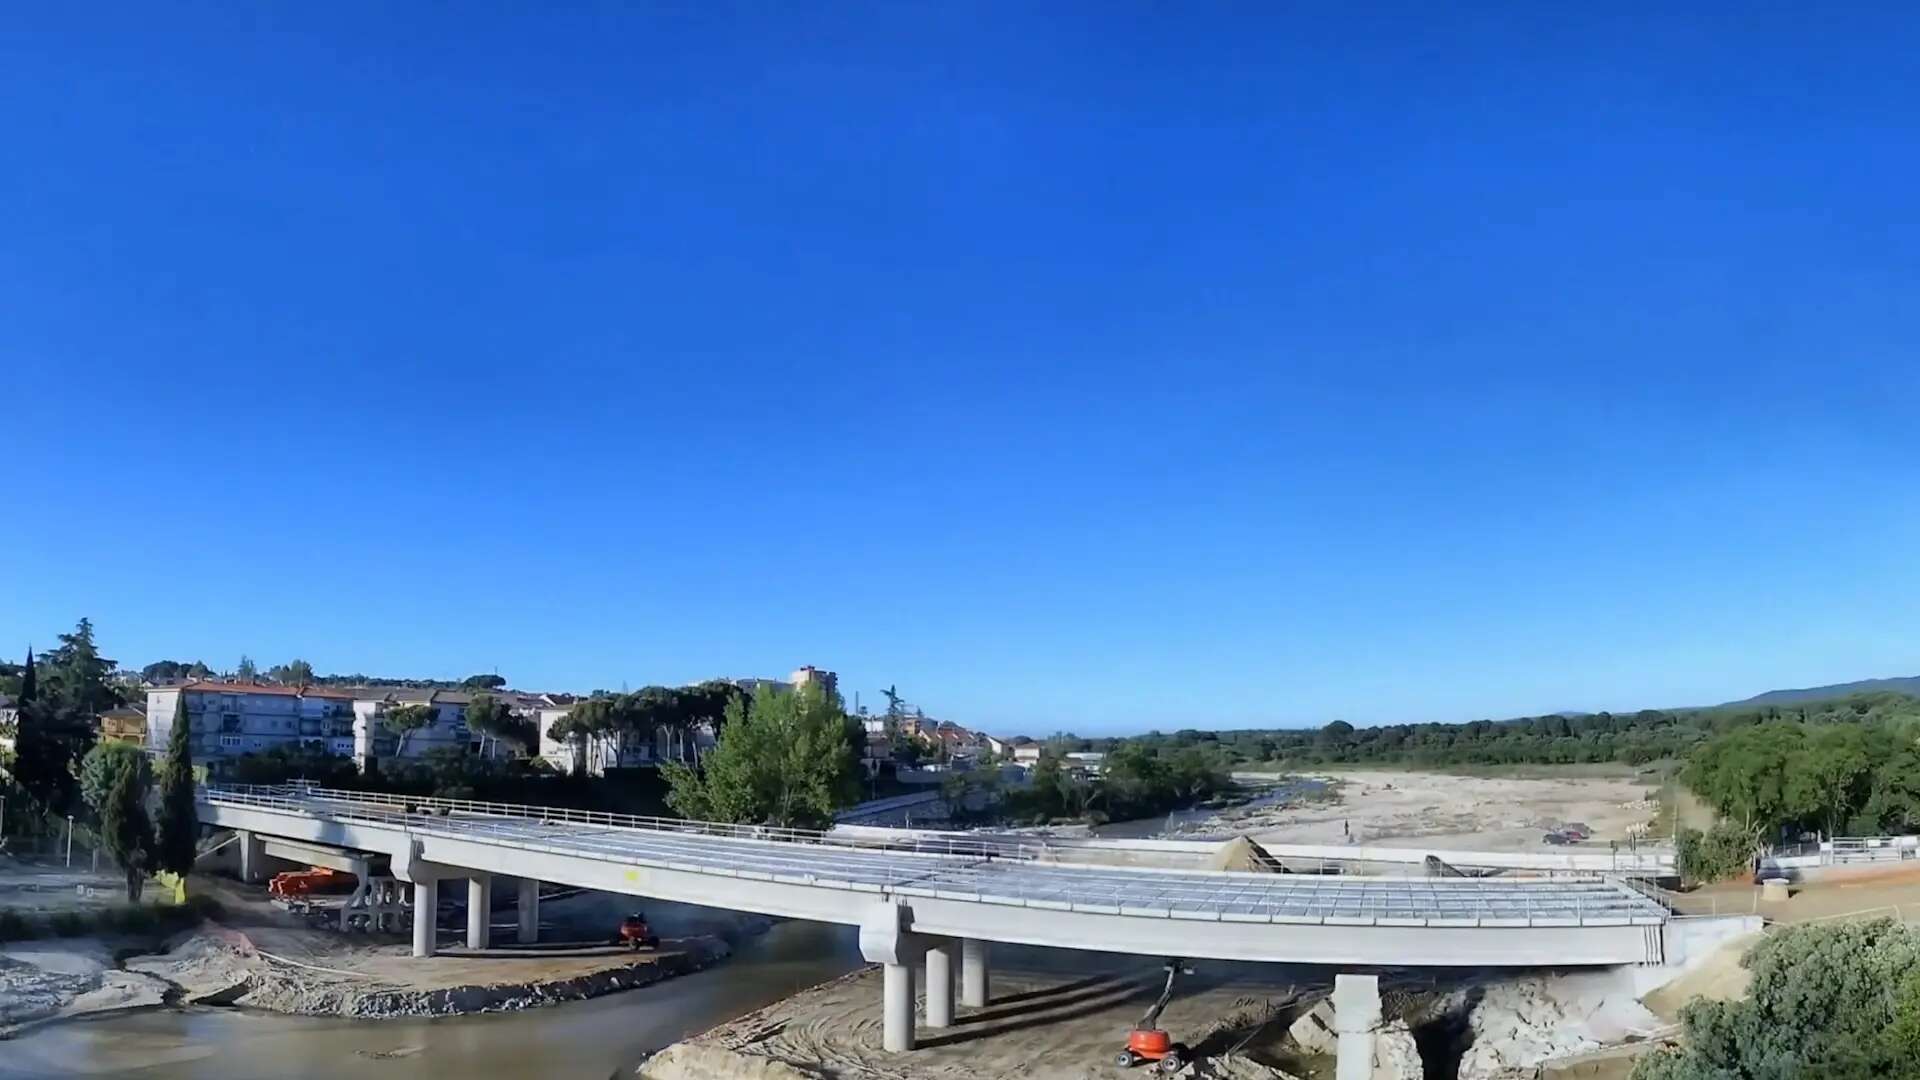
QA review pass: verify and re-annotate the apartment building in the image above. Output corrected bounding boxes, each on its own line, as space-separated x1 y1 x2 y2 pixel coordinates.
146 682 357 765
350 687 532 768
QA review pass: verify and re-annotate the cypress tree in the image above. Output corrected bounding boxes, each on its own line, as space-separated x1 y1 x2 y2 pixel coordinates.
101 762 153 902
154 694 198 876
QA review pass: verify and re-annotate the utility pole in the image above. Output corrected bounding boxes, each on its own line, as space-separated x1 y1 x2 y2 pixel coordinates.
65 815 74 867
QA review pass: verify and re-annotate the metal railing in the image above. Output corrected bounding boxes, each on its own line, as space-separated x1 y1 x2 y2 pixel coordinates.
202 782 1048 861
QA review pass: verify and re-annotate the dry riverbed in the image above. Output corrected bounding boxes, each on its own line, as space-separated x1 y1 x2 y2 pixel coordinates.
1208 769 1661 853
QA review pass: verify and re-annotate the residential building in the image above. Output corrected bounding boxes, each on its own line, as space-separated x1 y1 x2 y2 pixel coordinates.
98 704 148 745
350 688 526 768
535 703 719 777
0 693 15 756
790 665 839 700
1012 744 1043 765
146 682 357 766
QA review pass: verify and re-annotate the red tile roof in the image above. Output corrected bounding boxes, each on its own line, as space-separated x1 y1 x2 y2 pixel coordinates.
168 681 356 700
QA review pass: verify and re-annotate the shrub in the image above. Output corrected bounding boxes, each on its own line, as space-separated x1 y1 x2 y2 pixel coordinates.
48 911 88 937
0 909 35 941
1675 823 1757 884
1635 919 1920 1080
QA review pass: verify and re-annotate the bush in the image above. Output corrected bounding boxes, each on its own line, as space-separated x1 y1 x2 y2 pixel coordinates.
1635 919 1920 1080
0 909 36 941
48 911 88 937
1676 823 1757 884
111 904 158 933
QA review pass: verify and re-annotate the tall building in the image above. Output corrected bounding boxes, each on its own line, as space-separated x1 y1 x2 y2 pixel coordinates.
790 665 839 700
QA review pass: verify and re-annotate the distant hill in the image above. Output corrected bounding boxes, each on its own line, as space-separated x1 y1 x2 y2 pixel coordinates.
1724 676 1920 707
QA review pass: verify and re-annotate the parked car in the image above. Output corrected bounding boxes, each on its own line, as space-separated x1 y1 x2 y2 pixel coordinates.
1542 830 1572 845
1558 821 1593 841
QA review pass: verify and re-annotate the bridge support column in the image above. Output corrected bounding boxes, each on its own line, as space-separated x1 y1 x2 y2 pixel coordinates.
467 875 492 950
412 879 439 958
960 938 989 1007
883 961 916 1052
237 830 266 884
1332 973 1381 1080
859 901 928 1053
924 939 955 1028
516 878 539 943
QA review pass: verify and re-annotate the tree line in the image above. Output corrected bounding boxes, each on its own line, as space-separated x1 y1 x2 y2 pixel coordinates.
1 621 198 900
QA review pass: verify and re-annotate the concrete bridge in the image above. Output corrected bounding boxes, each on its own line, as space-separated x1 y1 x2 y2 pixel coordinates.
200 784 1675 1053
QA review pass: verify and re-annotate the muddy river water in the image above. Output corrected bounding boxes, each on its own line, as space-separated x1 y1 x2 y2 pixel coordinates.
0 920 864 1080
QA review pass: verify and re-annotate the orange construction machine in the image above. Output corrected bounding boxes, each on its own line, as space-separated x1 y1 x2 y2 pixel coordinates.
267 867 357 901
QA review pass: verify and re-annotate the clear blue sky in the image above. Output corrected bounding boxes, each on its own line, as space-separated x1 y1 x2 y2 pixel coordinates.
5 5 1917 735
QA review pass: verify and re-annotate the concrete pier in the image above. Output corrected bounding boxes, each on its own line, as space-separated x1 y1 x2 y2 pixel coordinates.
883 961 916 1052
237 830 266 884
960 938 990 1007
466 875 492 949
1332 973 1382 1080
924 940 955 1028
516 877 540 943
412 879 438 958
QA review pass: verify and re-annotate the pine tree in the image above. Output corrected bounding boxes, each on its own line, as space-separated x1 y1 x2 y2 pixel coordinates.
154 694 198 876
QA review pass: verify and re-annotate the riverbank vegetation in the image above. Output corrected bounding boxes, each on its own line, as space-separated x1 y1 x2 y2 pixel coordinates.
1636 919 1920 1080
0 895 223 943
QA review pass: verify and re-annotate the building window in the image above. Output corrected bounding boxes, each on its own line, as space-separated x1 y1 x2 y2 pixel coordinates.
219 735 242 749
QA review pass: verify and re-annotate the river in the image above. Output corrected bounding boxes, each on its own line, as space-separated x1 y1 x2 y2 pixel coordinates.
0 919 864 1080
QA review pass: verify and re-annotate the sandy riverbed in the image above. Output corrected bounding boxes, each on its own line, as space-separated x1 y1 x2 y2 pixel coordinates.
1207 769 1662 854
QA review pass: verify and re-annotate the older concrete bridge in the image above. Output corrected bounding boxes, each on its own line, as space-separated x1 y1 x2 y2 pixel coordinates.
201 784 1675 1053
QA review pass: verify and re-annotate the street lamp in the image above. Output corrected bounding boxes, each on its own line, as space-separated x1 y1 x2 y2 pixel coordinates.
65 815 74 868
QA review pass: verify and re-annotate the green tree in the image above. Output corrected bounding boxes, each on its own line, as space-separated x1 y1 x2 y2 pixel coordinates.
100 761 154 901
236 655 258 681
663 684 859 829
46 619 117 715
1786 724 1875 838
80 741 150 818
154 693 198 876
461 674 507 690
268 659 315 686
382 703 437 757
1635 919 1920 1080
465 694 535 755
13 644 94 815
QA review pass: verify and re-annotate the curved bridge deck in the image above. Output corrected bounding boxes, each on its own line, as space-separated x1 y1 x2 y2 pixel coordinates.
200 784 1669 967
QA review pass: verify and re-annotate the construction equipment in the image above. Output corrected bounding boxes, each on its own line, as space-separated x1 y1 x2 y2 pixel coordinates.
1116 959 1193 1072
616 912 660 950
267 867 356 901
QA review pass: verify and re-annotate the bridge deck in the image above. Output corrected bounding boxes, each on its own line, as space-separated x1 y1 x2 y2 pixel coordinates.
206 787 1666 927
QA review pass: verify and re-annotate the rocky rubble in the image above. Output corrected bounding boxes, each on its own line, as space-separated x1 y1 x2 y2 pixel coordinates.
1456 970 1662 1078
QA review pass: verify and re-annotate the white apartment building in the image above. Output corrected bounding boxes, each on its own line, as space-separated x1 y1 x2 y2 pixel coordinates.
536 707 718 777
351 688 530 768
146 682 357 765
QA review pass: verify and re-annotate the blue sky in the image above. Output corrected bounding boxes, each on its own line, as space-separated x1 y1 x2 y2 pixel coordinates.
4 5 1918 735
